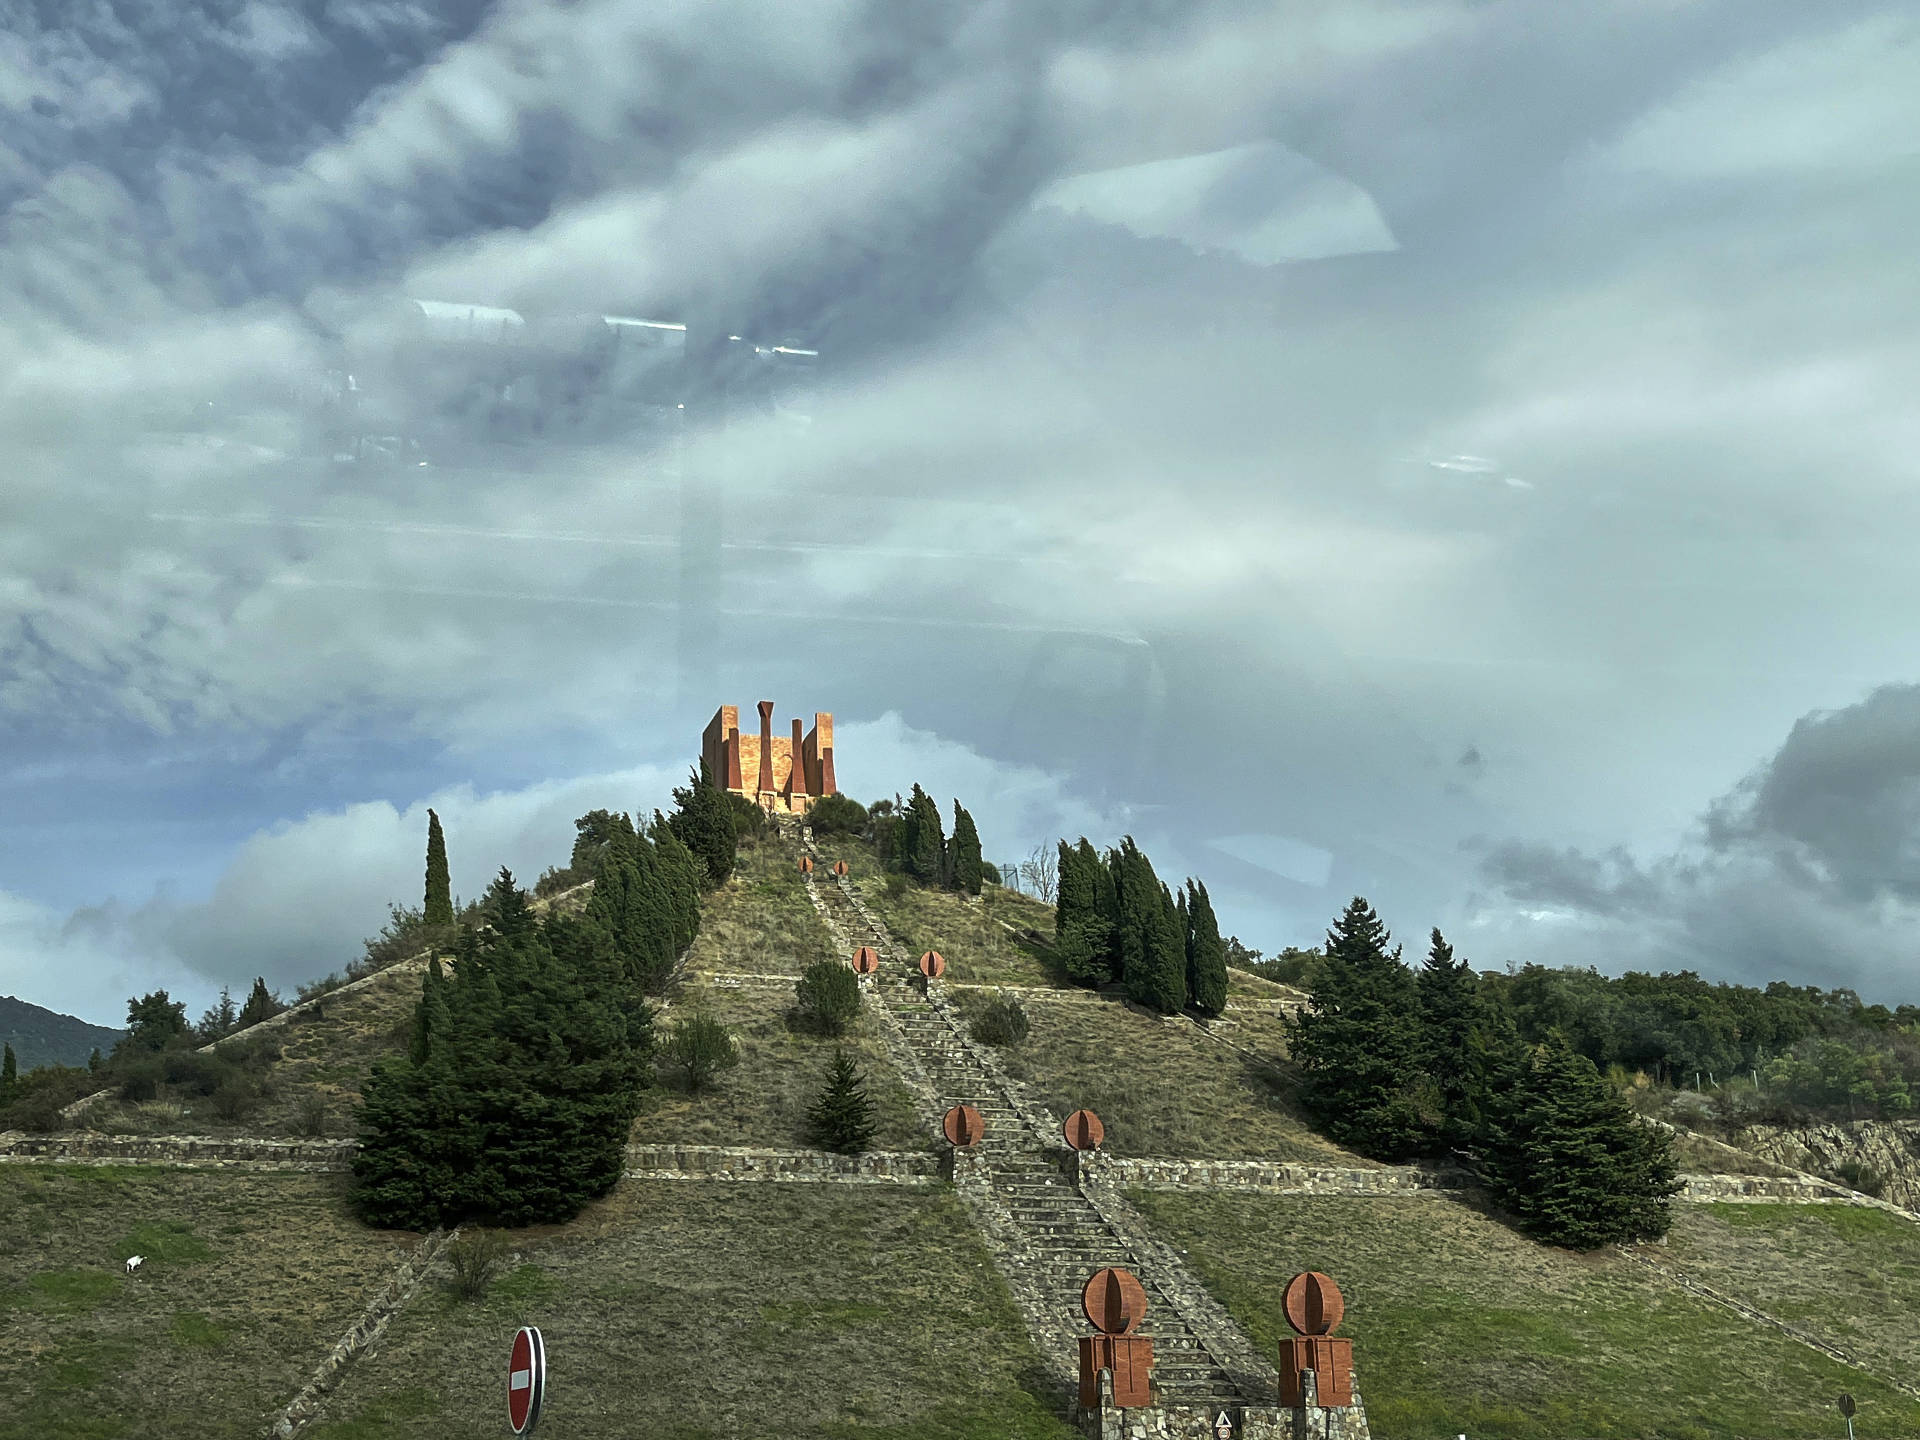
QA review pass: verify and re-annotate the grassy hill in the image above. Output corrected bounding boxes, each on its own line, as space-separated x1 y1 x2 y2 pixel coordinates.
5 818 1920 1438
1 993 123 1071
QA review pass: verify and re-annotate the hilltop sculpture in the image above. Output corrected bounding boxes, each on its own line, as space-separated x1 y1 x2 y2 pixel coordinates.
701 701 836 814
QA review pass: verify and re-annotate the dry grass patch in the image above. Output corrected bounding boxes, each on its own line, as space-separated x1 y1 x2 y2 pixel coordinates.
683 836 837 978
1660 1202 1920 1380
637 979 933 1152
805 836 1064 988
1132 1189 1920 1440
983 994 1366 1164
0 1166 413 1440
305 1182 1074 1440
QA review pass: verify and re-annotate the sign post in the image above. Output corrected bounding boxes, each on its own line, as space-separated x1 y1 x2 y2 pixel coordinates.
508 1326 546 1435
1839 1392 1856 1440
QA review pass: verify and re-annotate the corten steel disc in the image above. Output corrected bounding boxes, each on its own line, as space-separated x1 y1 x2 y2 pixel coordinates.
832 860 849 876
798 855 814 873
942 1104 984 1147
918 950 946 979
851 947 880 975
1063 1109 1105 1151
1082 1267 1148 1336
1282 1272 1345 1336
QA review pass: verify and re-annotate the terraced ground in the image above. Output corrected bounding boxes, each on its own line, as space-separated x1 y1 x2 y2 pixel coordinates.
301 1182 1074 1440
0 1166 419 1440
637 975 931 1152
1130 1189 1920 1440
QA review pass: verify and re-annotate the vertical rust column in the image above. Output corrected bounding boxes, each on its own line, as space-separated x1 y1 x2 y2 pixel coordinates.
756 700 776 800
789 717 807 808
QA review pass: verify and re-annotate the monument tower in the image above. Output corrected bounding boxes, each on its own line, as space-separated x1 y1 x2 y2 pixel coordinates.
701 701 836 814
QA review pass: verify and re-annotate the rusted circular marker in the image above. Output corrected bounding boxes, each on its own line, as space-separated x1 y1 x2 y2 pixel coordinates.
943 1104 984 1147
851 946 880 975
1282 1271 1345 1336
831 859 849 876
1063 1109 1105 1151
918 950 946 979
797 855 814 873
1082 1267 1148 1335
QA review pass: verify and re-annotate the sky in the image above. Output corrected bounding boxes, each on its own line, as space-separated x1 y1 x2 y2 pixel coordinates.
4 0 1920 1027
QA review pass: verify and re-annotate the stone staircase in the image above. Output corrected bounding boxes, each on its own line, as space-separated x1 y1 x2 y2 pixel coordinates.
785 820 1267 1412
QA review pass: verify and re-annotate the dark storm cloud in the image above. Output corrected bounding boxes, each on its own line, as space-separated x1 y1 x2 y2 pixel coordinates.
1474 684 1920 1001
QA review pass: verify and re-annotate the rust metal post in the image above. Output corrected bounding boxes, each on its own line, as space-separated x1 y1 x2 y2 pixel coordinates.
756 700 775 800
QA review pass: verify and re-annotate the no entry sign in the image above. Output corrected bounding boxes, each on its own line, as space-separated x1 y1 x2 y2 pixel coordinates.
508 1325 546 1435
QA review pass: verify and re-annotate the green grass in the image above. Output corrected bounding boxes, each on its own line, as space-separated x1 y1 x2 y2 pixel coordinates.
1130 1189 1920 1440
0 1167 423 1440
683 835 840 978
170 1310 229 1347
306 1181 1076 1439
637 977 933 1151
1660 1202 1920 1381
988 995 1367 1162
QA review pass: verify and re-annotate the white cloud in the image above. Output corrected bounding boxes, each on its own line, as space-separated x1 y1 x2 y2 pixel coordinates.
1596 14 1920 181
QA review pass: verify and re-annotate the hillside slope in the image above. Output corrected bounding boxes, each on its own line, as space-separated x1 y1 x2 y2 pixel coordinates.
1 993 123 1070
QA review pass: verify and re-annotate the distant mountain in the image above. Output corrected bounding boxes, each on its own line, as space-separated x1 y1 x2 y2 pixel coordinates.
1 995 125 1071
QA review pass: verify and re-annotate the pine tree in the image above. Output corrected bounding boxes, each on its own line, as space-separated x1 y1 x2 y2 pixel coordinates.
237 977 280 1029
950 802 984 896
807 1048 876 1154
1418 929 1492 1153
355 899 650 1230
424 808 453 925
198 986 238 1042
1184 880 1229 1018
1286 897 1427 1161
669 761 738 888
1479 1030 1680 1249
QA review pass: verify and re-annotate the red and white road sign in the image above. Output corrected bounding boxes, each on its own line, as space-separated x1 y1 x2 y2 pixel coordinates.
508 1325 546 1435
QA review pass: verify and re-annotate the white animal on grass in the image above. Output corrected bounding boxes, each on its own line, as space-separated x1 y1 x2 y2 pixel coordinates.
124 1255 144 1276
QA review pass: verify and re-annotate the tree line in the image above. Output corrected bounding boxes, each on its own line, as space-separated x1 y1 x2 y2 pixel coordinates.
1052 836 1229 1017
1287 898 1679 1250
1236 939 1919 1122
355 771 725 1229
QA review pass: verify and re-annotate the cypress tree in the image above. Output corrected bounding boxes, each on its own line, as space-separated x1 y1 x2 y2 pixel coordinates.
1 1042 15 1101
669 761 738 888
899 785 944 883
806 1047 877 1154
570 809 631 879
1092 842 1122 982
424 809 453 925
1054 838 1111 988
648 811 704 954
1479 1030 1680 1249
410 956 451 1065
1287 897 1427 1161
950 802 984 896
1184 880 1229 1018
1419 928 1490 1153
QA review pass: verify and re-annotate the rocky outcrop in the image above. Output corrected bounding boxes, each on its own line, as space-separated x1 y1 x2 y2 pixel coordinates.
1734 1120 1920 1210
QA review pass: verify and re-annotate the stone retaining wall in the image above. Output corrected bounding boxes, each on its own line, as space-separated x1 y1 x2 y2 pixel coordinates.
1102 1156 1460 1195
623 1145 939 1184
0 1133 357 1171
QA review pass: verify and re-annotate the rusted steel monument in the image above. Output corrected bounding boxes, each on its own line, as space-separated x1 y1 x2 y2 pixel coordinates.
1079 1267 1156 1410
702 701 836 814
1279 1272 1358 1414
